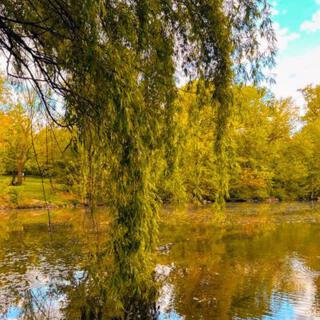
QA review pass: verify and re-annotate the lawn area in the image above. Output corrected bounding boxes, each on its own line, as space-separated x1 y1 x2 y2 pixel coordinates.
0 175 80 209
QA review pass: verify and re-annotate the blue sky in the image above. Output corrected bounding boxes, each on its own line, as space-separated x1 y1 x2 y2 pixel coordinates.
270 0 320 105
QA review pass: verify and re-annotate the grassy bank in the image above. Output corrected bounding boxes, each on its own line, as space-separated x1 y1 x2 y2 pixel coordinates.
0 176 80 209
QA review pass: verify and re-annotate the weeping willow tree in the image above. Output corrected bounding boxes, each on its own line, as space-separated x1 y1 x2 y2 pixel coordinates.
0 0 275 316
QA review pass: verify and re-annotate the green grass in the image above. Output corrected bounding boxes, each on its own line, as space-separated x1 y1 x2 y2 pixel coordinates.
0 175 80 209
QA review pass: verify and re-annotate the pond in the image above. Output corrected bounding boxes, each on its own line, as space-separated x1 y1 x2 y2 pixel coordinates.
1 203 320 319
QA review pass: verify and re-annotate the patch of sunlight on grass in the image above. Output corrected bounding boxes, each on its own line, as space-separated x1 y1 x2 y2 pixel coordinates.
0 175 78 209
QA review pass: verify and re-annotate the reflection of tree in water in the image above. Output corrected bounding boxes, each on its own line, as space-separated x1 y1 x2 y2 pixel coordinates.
56 256 158 319
19 287 62 320
61 231 159 319
4 207 320 319
66 210 159 319
0 210 159 319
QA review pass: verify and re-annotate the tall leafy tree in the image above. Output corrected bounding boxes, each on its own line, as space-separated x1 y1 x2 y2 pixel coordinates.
230 87 295 200
0 1 275 313
2 103 32 185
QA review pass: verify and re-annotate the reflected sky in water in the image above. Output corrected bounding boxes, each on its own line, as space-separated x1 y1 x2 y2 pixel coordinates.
1 203 320 319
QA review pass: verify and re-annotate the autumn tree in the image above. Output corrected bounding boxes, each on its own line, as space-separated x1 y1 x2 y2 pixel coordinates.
301 85 320 123
230 87 296 200
0 75 9 173
276 85 320 200
2 103 32 185
0 1 275 314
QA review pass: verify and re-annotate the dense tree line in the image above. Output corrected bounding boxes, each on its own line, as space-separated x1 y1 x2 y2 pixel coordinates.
2 81 320 202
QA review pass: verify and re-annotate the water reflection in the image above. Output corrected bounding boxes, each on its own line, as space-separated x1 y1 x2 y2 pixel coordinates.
1 204 320 319
0 208 159 319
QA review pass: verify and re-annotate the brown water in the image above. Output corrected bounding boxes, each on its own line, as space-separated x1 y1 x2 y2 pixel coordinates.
1 203 320 319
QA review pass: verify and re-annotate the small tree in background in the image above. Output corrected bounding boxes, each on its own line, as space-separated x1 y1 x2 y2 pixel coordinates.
2 103 32 185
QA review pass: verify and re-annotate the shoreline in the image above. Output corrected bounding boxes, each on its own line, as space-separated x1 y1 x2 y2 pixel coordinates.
1 199 319 211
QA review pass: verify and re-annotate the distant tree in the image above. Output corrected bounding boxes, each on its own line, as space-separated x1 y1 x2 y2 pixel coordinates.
32 124 78 188
230 87 296 200
2 103 32 185
0 111 10 174
302 121 320 200
301 85 320 123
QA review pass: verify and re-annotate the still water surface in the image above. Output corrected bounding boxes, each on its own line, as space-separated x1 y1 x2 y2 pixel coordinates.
1 203 320 319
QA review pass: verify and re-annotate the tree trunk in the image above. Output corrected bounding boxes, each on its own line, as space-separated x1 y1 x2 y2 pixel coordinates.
15 162 24 186
16 168 23 185
11 172 17 185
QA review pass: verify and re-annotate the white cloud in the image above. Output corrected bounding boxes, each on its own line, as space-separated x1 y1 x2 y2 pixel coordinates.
274 22 300 52
271 46 320 109
316 0 320 5
270 1 287 16
301 10 320 32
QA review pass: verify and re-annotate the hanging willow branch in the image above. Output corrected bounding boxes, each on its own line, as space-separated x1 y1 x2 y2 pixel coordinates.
0 0 275 311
